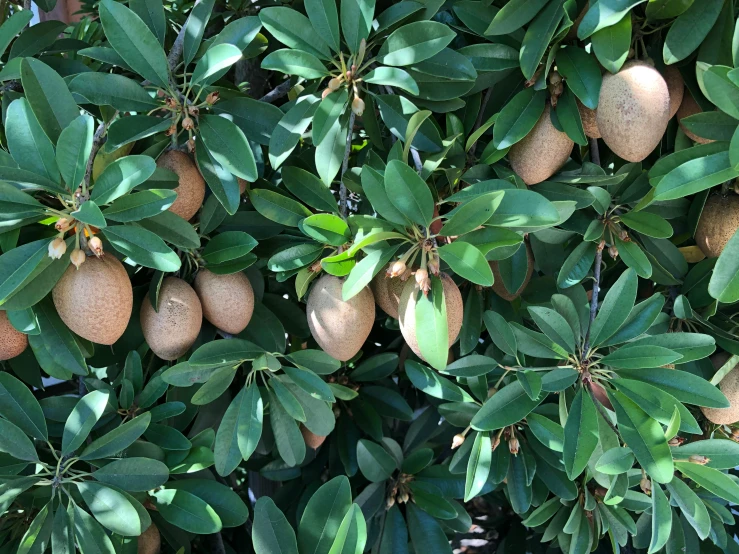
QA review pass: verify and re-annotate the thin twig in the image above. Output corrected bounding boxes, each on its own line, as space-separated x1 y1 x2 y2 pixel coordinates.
83 123 108 191
581 245 604 360
259 80 291 104
167 20 189 72
469 87 493 156
586 382 619 436
589 138 600 166
339 111 357 219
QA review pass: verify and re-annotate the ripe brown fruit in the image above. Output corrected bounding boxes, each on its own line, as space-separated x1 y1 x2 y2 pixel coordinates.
0 310 27 360
695 194 739 258
141 277 202 361
701 353 739 425
53 255 133 345
194 269 254 334
238 178 248 195
577 99 600 139
596 61 670 162
509 104 574 185
137 524 161 554
370 270 407 320
398 273 463 360
301 424 327 449
156 151 205 221
490 243 534 301
306 274 375 361
663 65 684 119
677 91 713 144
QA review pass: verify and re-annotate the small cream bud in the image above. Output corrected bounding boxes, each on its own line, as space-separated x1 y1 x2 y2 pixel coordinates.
70 249 86 269
451 434 465 449
689 455 710 465
88 236 103 257
328 77 341 91
414 268 428 284
351 96 365 116
48 238 66 259
387 260 407 278
508 437 519 455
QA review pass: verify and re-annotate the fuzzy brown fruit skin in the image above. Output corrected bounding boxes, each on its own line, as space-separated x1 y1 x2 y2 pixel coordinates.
194 269 254 334
306 274 375 361
663 65 684 119
157 151 206 221
53 256 133 345
596 61 670 162
577 99 601 139
701 353 739 425
301 424 327 449
398 273 463 361
0 310 27 360
137 524 161 554
490 243 534 301
695 194 739 258
509 104 574 185
677 91 713 144
370 270 407 320
141 277 202 361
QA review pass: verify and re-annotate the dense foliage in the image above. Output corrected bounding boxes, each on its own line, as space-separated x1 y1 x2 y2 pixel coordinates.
2 0 739 552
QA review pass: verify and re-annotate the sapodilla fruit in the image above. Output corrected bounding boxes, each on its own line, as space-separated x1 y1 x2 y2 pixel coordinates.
490 243 534 301
695 194 739 258
306 274 375 361
194 269 254 334
509 104 574 185
370 270 407 320
596 60 670 162
701 353 739 425
301 424 326 449
577 99 601 139
677 91 713 144
398 273 463 360
137 524 161 554
157 151 205 221
663 65 684 119
141 277 202 361
0 310 27 360
53 255 133 345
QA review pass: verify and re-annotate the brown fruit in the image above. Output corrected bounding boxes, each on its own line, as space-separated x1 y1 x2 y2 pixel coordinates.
238 178 248 195
370 270 407 320
398 273 463 360
0 310 27 360
677 91 713 144
490 243 534 300
141 277 202 361
194 269 254 334
137 524 161 554
701 353 739 425
306 274 375 361
509 104 574 185
577 99 600 139
156 151 205 221
663 65 684 119
695 194 739 258
596 61 670 162
52 256 133 345
301 424 327 449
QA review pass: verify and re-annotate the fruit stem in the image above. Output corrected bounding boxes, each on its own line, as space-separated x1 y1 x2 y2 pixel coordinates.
581 244 604 362
339 110 357 219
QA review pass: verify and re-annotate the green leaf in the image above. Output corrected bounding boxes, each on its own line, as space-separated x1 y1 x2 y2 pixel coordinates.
654 150 739 201
439 192 501 236
313 89 348 147
341 0 375 54
106 116 171 150
0 12 33 60
601 345 681 369
201 231 258 264
556 47 602 109
665 477 711 540
485 0 548 35
589 268 637 346
9 20 65 59
673 439 739 470
0 418 38 461
213 97 284 146
165 479 249 527
626 332 714 363
414 276 449 371
62 390 109 455
620 211 673 238
99 0 169 88
492 88 546 149
437 242 494 286
663 0 723 64
464 432 491 501
16 501 51 554
129 0 166 44
20 58 79 144
298 476 352 554
68 73 159 112
103 225 181 272
528 306 576 353
80 412 151 460
577 0 647 40
519 0 565 80
259 7 331 60
253 497 299 554
92 457 169 491
328 504 366 554
91 155 157 205
56 115 93 191
363 67 419 95
595 447 634 474
136 210 200 249
357 439 397 482
72 502 116 554
6 98 59 183
709 229 739 303
191 43 242 85
617 367 728 408
152 488 222 534
250 189 312 227
471 380 542 431
385 159 434 226
306 0 340 52
269 389 306 467
182 0 216 66
563 387 599 479
33 299 88 376
591 11 631 73
675 462 739 504
375 94 443 152
103 189 177 222
199 115 257 182
0 372 47 441
406 502 453 554
262 49 329 79
71 201 107 229
377 21 456 66
610 391 674 484
282 365 335 401
315 111 348 186
649 483 671 553
283 166 338 213
77 481 145 536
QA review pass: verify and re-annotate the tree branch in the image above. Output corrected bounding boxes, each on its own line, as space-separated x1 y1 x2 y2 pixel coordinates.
259 80 291 104
581 245 604 360
167 20 189 72
469 87 493 156
589 138 600 166
339 111 357 219
84 122 108 191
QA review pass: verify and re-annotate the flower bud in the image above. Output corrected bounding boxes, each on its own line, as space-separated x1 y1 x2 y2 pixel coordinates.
322 88 332 99
608 245 619 259
386 496 395 509
166 124 177 136
414 268 429 284
491 436 501 451
508 437 519 455
70 248 86 269
352 96 365 116
88 236 103 257
451 434 465 449
549 71 562 85
328 77 342 91
400 491 409 504
182 117 194 130
187 138 196 153
387 260 407 278
188 106 200 117
55 218 74 232
206 92 220 105
157 89 166 98
640 477 652 495
427 257 440 276
48 237 66 259
419 276 431 295
689 455 710 465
